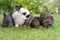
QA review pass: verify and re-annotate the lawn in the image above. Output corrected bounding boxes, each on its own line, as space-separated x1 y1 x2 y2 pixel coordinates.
0 14 60 40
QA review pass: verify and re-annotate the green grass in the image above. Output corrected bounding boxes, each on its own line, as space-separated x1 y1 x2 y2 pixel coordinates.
0 14 60 40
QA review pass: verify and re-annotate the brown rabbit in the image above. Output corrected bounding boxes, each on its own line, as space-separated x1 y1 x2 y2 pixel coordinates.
25 14 33 27
30 16 40 28
25 14 40 28
40 11 54 28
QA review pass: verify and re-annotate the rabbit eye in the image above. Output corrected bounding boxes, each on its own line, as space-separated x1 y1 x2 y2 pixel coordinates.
22 12 26 15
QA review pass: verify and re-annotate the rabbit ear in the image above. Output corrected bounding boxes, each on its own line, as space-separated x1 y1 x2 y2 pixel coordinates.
15 5 22 11
19 5 22 8
15 5 19 8
15 5 20 11
3 12 6 16
15 5 22 8
15 5 20 10
9 12 12 16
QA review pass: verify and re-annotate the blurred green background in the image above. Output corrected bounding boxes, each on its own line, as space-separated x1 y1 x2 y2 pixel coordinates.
0 0 60 14
0 0 60 40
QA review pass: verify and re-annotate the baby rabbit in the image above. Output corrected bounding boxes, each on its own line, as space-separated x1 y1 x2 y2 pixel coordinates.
40 11 54 28
25 14 40 29
2 12 13 27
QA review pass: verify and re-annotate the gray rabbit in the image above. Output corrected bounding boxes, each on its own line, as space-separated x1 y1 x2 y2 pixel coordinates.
2 12 13 27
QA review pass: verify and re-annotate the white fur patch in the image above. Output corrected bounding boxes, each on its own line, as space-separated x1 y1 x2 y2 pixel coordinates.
19 8 30 16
